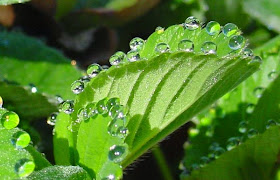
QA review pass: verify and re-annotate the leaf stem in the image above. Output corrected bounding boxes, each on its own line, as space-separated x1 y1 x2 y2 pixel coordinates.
152 146 174 180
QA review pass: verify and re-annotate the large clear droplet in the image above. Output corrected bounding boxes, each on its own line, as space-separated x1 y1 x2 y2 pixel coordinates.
229 35 245 50
106 98 121 111
226 137 240 151
14 159 35 178
155 42 170 53
47 113 58 126
108 117 127 136
86 103 98 117
184 16 200 30
247 128 258 138
1 111 20 129
59 100 74 114
71 80 84 94
266 119 277 129
109 105 127 119
178 39 194 52
223 23 238 37
96 99 108 115
253 87 264 98
87 64 102 78
109 51 126 66
206 21 221 35
201 42 217 54
108 144 128 163
77 108 89 122
127 50 140 62
238 121 248 133
129 37 145 50
11 131 31 149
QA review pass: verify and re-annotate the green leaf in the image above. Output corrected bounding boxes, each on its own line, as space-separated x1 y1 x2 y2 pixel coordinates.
0 81 57 121
182 126 280 180
28 166 91 180
55 19 260 177
181 35 280 178
0 31 83 100
243 0 280 33
0 109 51 179
0 0 29 5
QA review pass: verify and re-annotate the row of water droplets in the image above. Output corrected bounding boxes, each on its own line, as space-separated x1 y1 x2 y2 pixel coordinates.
56 97 129 180
0 97 34 178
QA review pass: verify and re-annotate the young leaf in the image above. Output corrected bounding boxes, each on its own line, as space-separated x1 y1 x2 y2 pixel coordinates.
27 166 91 180
181 126 280 180
0 0 29 5
0 108 51 179
182 35 280 177
243 0 280 33
0 31 83 100
55 18 261 177
0 81 57 121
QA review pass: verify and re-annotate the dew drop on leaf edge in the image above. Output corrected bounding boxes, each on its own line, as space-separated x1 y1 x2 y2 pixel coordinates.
1 111 20 130
11 131 31 149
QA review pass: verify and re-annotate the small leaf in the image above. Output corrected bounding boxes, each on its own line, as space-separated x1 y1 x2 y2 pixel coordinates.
182 126 280 180
0 31 83 100
27 166 91 180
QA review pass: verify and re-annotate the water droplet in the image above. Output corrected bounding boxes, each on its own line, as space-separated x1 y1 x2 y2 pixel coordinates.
155 26 164 34
71 80 84 94
47 113 58 126
155 42 170 53
109 105 127 119
201 42 217 54
86 103 98 117
206 21 221 35
226 137 240 151
59 100 74 114
246 103 255 114
29 84 37 93
268 71 277 80
102 65 110 70
184 16 200 30
1 111 20 129
243 48 253 58
0 96 3 108
11 131 31 148
118 127 129 138
213 147 225 158
229 35 245 50
266 119 277 129
99 166 123 180
238 121 248 133
129 37 145 51
254 87 264 98
55 95 64 104
106 98 121 110
87 64 102 78
108 117 127 136
178 39 194 52
127 50 140 62
247 128 258 138
96 99 108 115
80 76 91 85
14 159 35 177
108 144 128 163
199 156 210 167
209 142 220 152
77 108 89 122
109 51 126 66
248 56 262 65
223 23 238 37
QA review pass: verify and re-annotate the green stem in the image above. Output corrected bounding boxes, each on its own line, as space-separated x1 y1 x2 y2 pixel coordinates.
152 146 174 180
